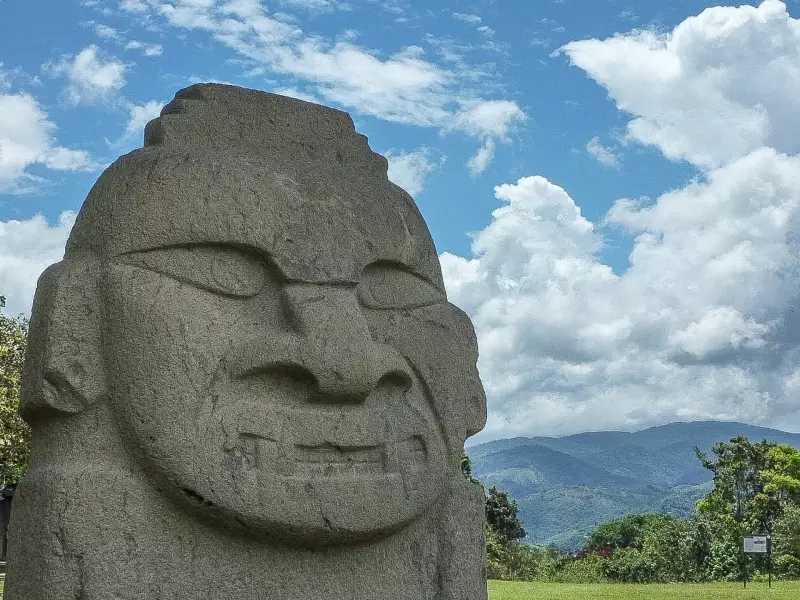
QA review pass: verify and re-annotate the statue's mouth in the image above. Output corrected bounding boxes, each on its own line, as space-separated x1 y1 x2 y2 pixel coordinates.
236 433 428 478
294 436 426 477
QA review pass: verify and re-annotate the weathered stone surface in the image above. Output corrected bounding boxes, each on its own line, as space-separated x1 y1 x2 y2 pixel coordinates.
6 84 487 599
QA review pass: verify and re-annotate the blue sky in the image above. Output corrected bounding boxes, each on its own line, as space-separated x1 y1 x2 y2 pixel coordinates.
3 0 800 441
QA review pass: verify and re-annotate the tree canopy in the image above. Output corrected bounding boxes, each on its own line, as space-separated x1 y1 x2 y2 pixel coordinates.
695 436 800 534
485 485 526 544
0 296 29 488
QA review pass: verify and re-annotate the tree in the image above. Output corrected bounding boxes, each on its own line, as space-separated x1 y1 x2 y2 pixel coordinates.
459 453 526 544
585 513 708 583
0 296 29 489
585 514 670 553
694 436 800 580
772 504 800 579
485 485 526 544
695 436 780 534
762 444 800 503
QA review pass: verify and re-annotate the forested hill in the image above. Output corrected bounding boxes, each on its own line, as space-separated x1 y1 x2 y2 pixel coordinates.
468 421 800 550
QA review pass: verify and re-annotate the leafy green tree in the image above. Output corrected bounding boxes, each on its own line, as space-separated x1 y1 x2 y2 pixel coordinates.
694 436 800 580
602 547 660 583
695 436 780 534
585 513 670 552
0 297 29 488
700 519 744 582
639 516 709 582
772 504 800 579
485 485 526 544
587 514 708 583
762 444 800 502
551 553 606 584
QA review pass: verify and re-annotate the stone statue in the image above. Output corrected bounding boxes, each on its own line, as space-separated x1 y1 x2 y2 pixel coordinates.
5 84 487 600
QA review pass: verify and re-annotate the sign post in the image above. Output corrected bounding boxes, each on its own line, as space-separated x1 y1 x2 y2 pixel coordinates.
743 535 770 588
768 535 772 589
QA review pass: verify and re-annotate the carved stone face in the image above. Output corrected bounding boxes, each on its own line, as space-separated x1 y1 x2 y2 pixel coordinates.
77 146 485 545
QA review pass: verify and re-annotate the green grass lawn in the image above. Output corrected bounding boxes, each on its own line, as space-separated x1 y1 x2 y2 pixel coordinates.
488 580 800 599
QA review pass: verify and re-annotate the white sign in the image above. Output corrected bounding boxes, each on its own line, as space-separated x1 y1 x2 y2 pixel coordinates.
743 535 769 553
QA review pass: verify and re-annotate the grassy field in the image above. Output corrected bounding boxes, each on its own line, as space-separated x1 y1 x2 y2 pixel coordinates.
488 580 800 599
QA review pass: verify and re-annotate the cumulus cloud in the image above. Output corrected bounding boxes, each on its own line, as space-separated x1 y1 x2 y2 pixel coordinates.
562 0 800 168
0 90 94 193
384 147 444 197
114 0 524 173
0 212 76 316
586 136 621 168
669 307 771 359
450 100 526 139
446 148 800 441
438 0 800 439
43 45 127 105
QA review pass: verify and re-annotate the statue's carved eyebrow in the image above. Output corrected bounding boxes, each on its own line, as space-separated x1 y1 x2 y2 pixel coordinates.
116 242 290 282
360 259 445 293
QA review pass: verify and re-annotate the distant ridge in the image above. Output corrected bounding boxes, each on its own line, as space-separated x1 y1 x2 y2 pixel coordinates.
468 421 800 550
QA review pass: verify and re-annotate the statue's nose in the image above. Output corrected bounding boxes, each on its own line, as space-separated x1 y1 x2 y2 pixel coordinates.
231 284 412 403
281 284 380 403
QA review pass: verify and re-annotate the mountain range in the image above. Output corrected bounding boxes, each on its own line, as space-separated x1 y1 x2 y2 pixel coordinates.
467 421 800 550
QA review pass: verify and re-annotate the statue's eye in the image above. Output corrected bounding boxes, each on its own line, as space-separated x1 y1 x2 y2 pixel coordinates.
122 245 267 297
357 262 445 310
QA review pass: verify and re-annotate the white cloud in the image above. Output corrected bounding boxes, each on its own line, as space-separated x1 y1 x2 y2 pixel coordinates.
586 136 621 168
85 19 163 56
445 148 800 441
453 12 482 25
0 212 76 316
448 100 526 174
125 40 164 56
43 45 127 106
669 307 771 358
454 0 800 439
449 100 526 139
562 0 800 168
93 23 124 42
114 0 524 173
467 139 495 176
280 0 352 12
120 0 151 13
0 90 94 193
384 147 443 197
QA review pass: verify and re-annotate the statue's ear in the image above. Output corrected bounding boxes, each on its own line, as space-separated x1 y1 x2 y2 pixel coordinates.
20 256 106 421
